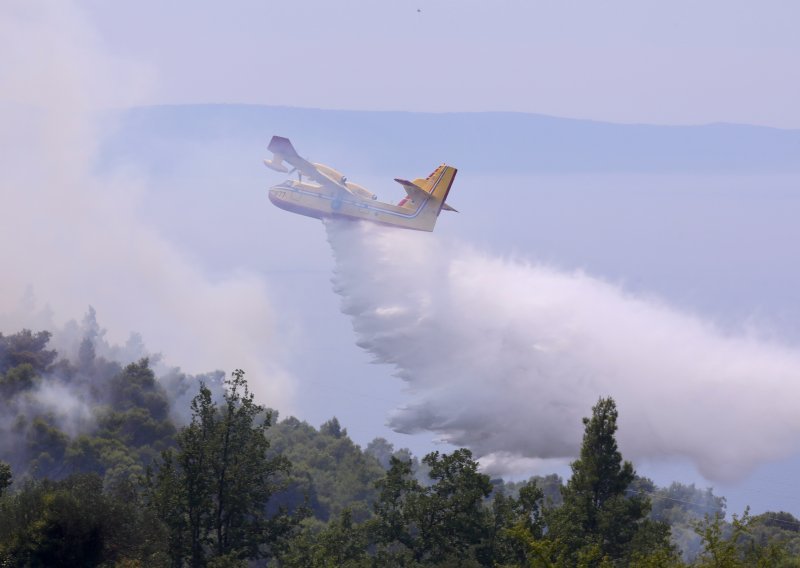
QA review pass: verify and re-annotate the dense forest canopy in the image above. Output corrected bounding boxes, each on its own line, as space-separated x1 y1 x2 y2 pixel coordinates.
1 325 799 566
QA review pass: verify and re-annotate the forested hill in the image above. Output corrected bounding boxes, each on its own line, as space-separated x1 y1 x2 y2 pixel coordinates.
103 104 800 175
2 325 800 566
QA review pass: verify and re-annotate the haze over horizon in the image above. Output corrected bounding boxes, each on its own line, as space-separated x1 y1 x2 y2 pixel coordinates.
82 0 800 129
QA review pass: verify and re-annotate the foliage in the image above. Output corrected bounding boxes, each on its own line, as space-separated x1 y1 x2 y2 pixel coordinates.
485 480 546 565
370 449 498 565
413 449 494 563
283 509 372 568
692 508 800 567
546 397 676 566
0 330 57 374
147 369 293 566
366 436 428 483
747 511 800 560
0 327 175 487
693 509 751 567
267 415 386 523
0 473 167 566
500 473 564 509
647 481 728 562
2 325 800 565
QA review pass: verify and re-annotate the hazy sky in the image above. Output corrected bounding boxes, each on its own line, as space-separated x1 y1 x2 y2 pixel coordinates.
82 0 800 127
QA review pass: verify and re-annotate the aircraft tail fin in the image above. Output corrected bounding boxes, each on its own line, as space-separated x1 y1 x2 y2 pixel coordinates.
392 165 458 230
414 164 458 216
395 165 457 211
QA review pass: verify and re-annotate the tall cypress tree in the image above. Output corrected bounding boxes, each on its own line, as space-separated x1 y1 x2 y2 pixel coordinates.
548 397 674 566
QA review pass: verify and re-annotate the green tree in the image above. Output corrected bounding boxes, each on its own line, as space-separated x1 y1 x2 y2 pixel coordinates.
547 397 675 566
0 363 39 397
694 510 750 567
484 480 546 566
148 369 291 566
365 437 396 470
648 481 726 562
0 473 167 567
0 329 57 374
691 508 800 568
372 449 493 565
372 455 423 557
746 511 800 562
267 415 385 523
417 449 493 563
27 417 69 479
313 508 370 567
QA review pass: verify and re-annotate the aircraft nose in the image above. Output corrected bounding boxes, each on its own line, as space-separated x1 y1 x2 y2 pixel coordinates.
268 188 286 203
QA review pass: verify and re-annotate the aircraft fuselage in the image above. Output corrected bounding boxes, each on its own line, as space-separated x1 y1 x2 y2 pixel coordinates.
269 180 440 231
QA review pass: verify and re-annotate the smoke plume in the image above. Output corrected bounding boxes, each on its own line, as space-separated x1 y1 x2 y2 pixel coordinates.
327 220 800 482
0 2 292 408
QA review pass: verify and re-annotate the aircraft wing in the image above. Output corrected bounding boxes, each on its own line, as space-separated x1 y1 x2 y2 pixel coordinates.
266 136 347 192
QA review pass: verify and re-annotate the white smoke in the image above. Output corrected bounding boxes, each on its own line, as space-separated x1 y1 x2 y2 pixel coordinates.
0 2 292 408
327 220 800 483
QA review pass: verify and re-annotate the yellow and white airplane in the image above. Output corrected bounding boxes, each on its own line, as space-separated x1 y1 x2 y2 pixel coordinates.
264 136 457 231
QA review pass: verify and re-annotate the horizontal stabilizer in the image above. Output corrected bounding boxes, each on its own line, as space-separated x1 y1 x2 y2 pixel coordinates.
395 178 430 204
394 177 426 194
394 177 457 212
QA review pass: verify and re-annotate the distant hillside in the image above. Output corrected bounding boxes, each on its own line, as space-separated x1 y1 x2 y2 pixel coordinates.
105 104 800 174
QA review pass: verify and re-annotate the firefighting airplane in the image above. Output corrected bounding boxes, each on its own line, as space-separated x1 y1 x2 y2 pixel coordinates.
264 136 457 231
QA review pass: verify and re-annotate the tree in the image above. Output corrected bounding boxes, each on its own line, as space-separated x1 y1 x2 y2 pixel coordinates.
320 417 346 438
484 480 546 566
372 455 423 557
148 369 291 566
365 437 396 470
372 449 493 565
693 510 750 567
416 449 493 562
312 508 370 567
267 416 385 523
648 482 727 562
0 363 38 397
0 474 167 566
693 508 800 567
547 397 675 566
0 462 11 497
0 329 57 374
